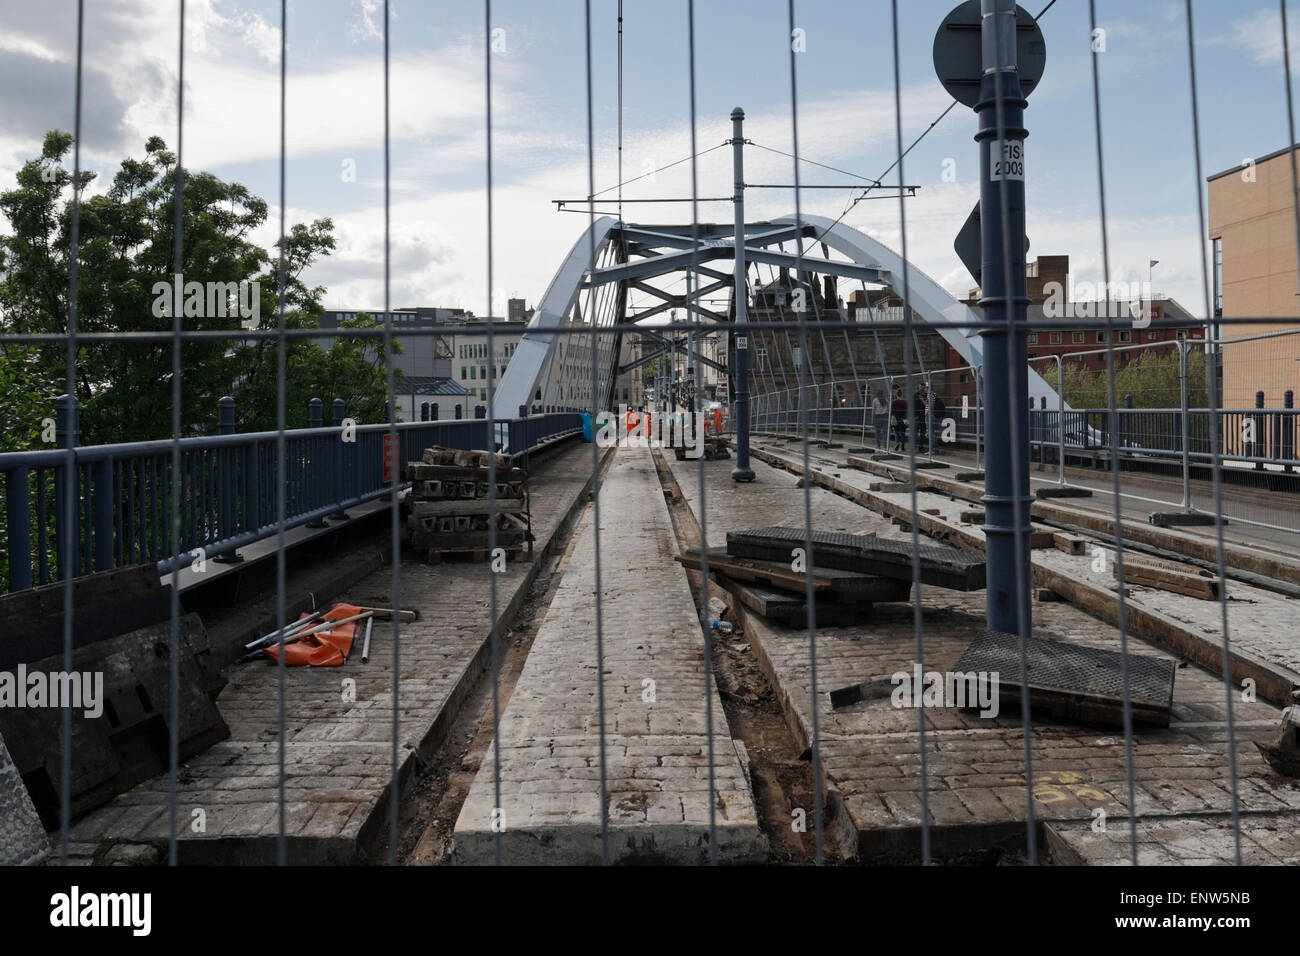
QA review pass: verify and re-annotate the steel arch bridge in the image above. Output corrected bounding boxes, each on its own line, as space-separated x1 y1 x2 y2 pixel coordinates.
491 213 1062 428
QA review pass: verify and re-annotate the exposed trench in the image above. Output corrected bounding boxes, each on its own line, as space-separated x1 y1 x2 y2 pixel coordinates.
649 447 830 865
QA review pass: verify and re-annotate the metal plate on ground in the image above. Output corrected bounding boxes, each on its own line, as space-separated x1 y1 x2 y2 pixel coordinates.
0 733 47 865
953 629 1175 728
727 526 986 591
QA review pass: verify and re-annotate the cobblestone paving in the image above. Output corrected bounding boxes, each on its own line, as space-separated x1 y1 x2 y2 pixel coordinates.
453 446 765 864
57 443 597 864
668 446 1300 864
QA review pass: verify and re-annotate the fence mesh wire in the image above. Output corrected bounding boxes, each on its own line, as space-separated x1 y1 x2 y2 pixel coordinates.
3 0 1296 869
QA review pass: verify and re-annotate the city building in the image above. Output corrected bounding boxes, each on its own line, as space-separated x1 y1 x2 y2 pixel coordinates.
450 321 526 419
1208 145 1300 409
392 376 470 423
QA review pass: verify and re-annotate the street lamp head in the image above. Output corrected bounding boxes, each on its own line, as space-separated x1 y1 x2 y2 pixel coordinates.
731 107 745 121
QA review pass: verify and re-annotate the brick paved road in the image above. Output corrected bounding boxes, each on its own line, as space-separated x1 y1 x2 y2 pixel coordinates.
59 442 598 864
666 448 1300 864
453 446 765 864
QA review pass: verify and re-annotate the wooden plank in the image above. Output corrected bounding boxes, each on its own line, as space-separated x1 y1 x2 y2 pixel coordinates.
718 575 875 628
409 529 529 551
1053 531 1089 555
681 548 911 602
407 497 526 517
405 462 527 482
677 549 831 592
1028 524 1056 549
1116 559 1220 600
960 509 986 523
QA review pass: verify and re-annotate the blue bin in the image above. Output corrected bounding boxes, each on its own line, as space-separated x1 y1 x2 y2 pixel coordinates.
579 412 594 442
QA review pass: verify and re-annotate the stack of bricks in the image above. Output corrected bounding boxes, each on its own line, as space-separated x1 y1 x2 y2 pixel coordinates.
402 446 532 562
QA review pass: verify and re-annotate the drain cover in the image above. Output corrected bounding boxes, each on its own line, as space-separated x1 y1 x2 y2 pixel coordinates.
953 629 1176 728
727 526 986 591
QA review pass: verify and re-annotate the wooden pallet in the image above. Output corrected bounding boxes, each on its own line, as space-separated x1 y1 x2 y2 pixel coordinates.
409 526 529 546
410 478 525 499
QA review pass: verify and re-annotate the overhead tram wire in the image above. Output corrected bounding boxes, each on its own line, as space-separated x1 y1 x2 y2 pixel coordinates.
590 142 728 198
806 0 1061 249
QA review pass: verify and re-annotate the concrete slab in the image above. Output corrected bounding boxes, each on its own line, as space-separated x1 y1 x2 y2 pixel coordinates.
453 447 766 864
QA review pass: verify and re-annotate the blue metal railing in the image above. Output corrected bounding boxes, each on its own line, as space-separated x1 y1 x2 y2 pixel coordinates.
0 399 581 594
750 393 1300 472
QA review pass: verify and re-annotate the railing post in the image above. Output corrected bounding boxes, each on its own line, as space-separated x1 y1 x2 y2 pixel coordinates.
91 453 114 573
213 395 243 563
54 394 79 581
306 398 327 527
1121 394 1133 470
1178 342 1191 510
331 398 349 520
730 107 755 482
1056 354 1065 484
6 463 33 591
924 371 935 458
1255 390 1265 470
1285 390 1295 473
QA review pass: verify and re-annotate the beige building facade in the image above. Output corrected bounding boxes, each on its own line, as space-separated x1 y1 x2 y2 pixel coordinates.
1208 147 1300 409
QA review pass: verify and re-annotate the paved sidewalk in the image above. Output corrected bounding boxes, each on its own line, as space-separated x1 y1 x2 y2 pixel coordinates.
666 449 1300 864
59 441 598 864
453 446 765 864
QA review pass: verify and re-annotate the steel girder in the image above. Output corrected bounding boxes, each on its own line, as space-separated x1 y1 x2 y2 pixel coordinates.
494 213 1065 429
775 214 1064 406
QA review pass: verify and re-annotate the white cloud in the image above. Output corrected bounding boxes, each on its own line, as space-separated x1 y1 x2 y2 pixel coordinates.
1225 8 1300 66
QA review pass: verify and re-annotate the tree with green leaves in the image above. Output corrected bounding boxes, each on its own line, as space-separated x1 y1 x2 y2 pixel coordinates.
0 130 397 447
1061 346 1207 410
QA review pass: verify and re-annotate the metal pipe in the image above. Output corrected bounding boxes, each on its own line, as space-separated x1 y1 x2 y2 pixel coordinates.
730 107 755 482
977 0 1032 634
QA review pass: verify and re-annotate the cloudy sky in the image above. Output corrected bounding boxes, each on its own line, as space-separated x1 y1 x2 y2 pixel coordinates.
0 0 1295 319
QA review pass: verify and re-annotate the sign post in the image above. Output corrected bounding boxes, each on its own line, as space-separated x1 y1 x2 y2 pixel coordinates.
935 0 1044 634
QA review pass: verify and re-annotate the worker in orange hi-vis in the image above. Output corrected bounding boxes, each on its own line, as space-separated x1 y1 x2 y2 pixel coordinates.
625 407 638 438
712 408 723 435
